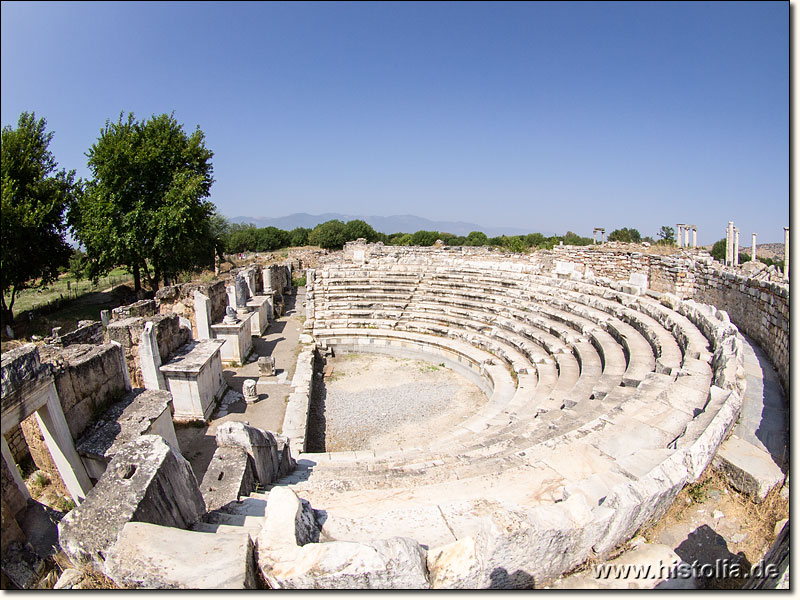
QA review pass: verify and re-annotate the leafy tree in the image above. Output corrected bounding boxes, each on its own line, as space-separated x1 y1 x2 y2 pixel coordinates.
506 236 528 253
309 219 347 249
466 231 489 246
608 227 642 243
657 225 675 245
207 209 231 266
563 231 592 246
710 239 726 262
289 227 311 247
73 112 215 292
1 112 79 323
226 223 259 254
395 233 413 246
343 219 379 243
256 226 290 251
525 233 546 248
410 230 439 246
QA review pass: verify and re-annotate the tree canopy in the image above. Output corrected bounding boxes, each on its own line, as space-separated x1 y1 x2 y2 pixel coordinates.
1 112 79 323
608 227 642 243
72 112 215 291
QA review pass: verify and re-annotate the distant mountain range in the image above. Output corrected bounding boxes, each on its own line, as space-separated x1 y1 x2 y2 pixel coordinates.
229 213 554 238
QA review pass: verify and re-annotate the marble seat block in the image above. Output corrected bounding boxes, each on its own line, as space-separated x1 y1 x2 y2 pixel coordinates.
210 313 254 364
246 296 271 336
159 340 226 420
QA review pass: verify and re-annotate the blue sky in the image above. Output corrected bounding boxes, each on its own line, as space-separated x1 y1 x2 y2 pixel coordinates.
1 1 789 243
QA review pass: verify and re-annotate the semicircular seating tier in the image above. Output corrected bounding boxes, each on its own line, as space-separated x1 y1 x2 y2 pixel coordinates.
272 251 747 586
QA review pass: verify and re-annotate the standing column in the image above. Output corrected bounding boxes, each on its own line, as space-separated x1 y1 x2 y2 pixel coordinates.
734 228 740 266
752 233 757 262
692 227 697 249
784 227 790 280
684 227 690 248
676 224 683 247
726 221 734 266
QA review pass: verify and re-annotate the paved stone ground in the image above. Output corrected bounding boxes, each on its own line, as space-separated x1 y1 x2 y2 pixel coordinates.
177 289 306 482
734 334 788 467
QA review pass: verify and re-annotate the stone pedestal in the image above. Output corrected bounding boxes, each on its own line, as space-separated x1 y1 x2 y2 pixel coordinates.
246 296 271 336
211 313 254 365
159 340 226 420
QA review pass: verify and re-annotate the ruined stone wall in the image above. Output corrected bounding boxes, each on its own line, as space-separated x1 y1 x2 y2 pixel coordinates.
155 280 228 335
38 344 129 440
111 299 156 320
12 343 133 500
693 264 789 393
4 426 29 463
51 321 105 347
106 314 191 388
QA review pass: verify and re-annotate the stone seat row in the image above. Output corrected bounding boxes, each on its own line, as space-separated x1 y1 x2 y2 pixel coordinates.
305 323 702 481
302 270 736 480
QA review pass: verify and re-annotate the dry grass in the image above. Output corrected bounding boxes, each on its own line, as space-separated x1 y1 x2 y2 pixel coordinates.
639 467 788 588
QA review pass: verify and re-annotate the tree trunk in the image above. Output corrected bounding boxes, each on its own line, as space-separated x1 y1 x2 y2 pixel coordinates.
1 288 16 325
132 263 141 293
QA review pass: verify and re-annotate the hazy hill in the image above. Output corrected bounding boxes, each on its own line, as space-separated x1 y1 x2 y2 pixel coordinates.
229 213 554 238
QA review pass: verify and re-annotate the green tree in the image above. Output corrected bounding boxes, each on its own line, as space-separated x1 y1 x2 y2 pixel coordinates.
289 227 311 247
710 239 726 262
256 226 290 251
563 231 592 246
608 227 642 243
466 231 489 246
506 236 528 253
657 225 675 245
1 112 79 323
410 230 439 246
343 219 379 242
309 219 347 249
226 223 259 254
73 112 215 292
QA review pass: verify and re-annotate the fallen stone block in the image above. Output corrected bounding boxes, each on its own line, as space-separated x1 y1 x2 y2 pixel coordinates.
216 421 280 486
713 435 785 502
427 536 483 589
262 536 429 589
58 435 205 571
199 446 257 512
105 522 257 589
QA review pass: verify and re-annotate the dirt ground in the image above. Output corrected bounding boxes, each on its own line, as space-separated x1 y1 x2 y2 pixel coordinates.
321 353 487 452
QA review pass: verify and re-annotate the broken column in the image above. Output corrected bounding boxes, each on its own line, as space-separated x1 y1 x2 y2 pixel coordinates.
58 435 205 571
139 321 166 391
234 275 250 311
242 379 258 404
